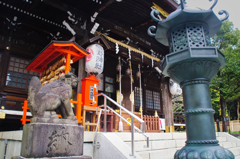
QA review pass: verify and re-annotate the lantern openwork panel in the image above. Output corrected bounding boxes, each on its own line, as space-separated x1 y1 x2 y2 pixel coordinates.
168 23 211 53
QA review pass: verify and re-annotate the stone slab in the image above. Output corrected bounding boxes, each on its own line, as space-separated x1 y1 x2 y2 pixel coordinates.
12 155 92 159
31 117 78 125
21 123 83 158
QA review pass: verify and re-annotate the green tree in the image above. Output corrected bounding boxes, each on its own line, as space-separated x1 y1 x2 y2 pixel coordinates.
211 20 240 131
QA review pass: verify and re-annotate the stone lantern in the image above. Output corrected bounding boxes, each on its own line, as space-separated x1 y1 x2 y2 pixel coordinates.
148 0 234 158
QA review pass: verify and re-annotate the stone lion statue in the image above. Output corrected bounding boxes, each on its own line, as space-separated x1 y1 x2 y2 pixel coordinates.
28 72 79 121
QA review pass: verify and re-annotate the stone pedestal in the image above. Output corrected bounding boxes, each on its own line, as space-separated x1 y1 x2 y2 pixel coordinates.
19 123 90 159
12 156 92 159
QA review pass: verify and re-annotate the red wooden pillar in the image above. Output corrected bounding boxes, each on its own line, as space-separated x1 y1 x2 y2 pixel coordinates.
65 53 71 74
21 100 30 125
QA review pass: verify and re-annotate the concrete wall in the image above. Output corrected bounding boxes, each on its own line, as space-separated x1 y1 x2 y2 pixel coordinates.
93 133 142 159
0 131 22 159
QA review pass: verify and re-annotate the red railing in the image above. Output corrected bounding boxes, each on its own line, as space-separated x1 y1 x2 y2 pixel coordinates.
21 94 83 125
143 116 161 132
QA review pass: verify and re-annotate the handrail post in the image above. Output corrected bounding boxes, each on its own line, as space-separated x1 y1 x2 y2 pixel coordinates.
104 97 107 133
141 122 145 133
130 116 135 157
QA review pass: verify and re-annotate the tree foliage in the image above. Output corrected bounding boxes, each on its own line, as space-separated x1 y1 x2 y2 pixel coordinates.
210 20 240 120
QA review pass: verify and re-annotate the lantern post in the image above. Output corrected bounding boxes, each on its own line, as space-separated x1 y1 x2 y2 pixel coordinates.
148 0 234 158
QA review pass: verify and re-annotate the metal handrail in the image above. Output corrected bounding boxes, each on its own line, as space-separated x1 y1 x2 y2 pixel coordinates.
92 93 149 157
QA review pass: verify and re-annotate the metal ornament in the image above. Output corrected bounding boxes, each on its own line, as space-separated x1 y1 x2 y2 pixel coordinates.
128 49 131 60
126 68 131 75
136 71 140 78
116 64 121 71
115 42 119 54
148 0 234 158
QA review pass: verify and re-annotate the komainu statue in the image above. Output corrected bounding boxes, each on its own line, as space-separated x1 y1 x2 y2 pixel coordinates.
28 72 79 123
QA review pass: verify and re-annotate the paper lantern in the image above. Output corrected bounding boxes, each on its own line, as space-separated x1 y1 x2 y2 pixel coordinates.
85 44 104 76
169 78 182 96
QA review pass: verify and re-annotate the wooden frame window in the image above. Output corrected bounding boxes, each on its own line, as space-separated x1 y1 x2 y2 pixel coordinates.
145 89 161 110
105 76 115 93
5 56 39 90
134 87 142 108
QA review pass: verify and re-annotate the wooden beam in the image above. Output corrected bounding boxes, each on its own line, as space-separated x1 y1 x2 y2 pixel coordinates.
133 19 154 31
165 0 178 9
0 15 68 45
42 0 88 17
55 49 82 58
72 56 81 63
40 53 62 70
30 49 56 70
88 35 111 50
96 17 168 55
52 43 89 55
96 0 115 13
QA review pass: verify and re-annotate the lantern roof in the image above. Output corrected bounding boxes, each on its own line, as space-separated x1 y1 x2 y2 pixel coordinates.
81 75 100 83
148 1 229 46
26 40 89 73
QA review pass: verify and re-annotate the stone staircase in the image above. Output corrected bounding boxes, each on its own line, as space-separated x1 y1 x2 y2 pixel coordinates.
1 131 240 159
115 132 240 159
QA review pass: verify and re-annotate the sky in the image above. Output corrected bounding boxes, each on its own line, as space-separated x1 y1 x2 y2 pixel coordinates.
181 0 239 30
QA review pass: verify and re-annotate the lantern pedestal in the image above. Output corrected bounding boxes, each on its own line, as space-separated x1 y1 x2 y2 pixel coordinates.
162 51 234 159
174 145 233 159
148 1 233 157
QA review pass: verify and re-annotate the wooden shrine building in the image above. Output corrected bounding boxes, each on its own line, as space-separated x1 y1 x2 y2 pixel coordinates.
0 0 179 131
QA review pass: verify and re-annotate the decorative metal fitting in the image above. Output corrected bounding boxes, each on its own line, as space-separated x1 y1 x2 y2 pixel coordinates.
186 140 219 144
183 109 215 115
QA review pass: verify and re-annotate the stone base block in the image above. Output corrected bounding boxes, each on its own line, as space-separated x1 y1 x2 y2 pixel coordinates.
21 123 84 158
174 145 235 159
12 156 92 159
31 117 78 125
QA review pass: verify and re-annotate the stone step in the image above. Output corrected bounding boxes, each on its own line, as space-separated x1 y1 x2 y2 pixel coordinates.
235 155 240 159
228 147 240 156
125 139 234 152
217 136 227 142
125 139 236 153
138 148 178 159
219 141 237 148
116 133 225 142
126 140 186 152
137 146 240 159
116 133 173 142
